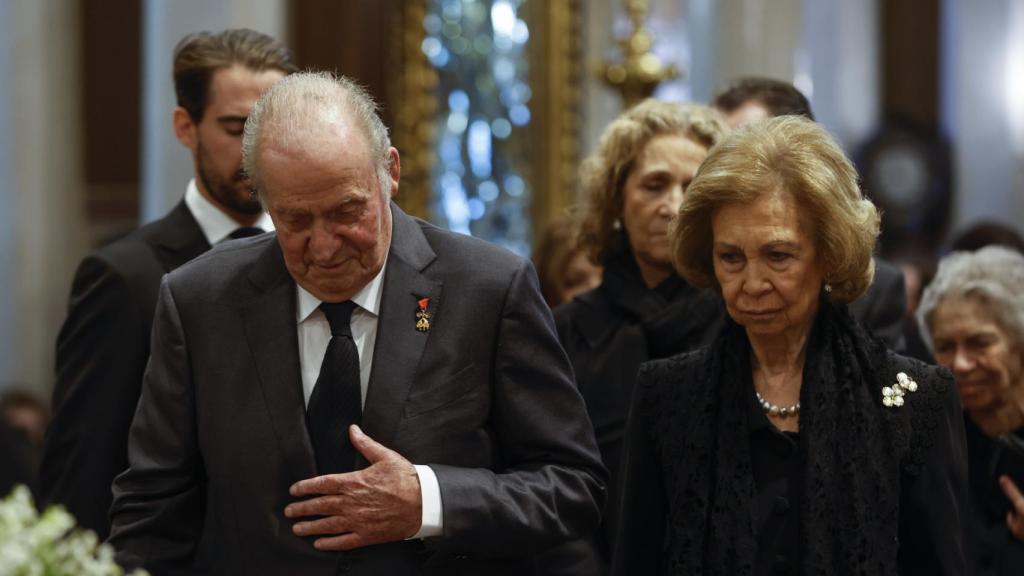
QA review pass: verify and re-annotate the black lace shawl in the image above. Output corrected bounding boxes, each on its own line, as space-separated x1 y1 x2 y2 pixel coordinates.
633 301 954 575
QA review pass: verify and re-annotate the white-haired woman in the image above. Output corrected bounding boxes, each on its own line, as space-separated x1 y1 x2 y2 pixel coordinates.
918 246 1024 574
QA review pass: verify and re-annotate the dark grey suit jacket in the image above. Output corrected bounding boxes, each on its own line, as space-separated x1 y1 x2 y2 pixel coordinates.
849 258 908 352
109 203 606 575
40 200 210 539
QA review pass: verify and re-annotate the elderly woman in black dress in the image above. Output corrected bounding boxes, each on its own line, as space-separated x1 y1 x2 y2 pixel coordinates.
614 116 968 575
918 246 1024 574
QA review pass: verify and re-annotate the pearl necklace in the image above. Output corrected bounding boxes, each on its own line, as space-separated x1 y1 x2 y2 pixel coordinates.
755 390 800 417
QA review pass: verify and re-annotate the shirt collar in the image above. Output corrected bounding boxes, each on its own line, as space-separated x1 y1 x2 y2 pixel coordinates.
296 255 389 324
184 178 274 245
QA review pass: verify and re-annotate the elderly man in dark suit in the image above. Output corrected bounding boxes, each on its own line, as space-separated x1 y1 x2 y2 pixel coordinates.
39 29 296 539
108 72 605 575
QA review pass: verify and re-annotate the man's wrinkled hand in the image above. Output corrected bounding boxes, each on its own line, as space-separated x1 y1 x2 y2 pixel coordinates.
285 425 422 551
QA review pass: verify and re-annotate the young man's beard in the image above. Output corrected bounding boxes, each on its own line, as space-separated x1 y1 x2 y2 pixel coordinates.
196 140 263 216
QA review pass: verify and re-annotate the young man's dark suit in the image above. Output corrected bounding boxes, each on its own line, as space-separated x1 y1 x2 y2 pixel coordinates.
39 201 210 538
109 203 606 575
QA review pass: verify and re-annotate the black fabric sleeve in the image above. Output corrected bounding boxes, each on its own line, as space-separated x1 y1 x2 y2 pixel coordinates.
898 373 969 576
611 372 666 576
109 278 206 574
39 255 151 539
850 259 908 352
430 259 607 555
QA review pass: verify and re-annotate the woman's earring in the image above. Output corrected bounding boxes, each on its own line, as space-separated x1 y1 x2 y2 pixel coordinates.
824 283 833 294
612 218 622 231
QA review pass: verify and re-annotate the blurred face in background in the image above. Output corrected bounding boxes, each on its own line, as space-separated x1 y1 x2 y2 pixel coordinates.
621 133 708 288
930 295 1024 436
560 251 603 304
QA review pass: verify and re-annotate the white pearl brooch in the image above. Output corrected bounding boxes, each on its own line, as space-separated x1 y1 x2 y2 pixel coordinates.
882 372 919 408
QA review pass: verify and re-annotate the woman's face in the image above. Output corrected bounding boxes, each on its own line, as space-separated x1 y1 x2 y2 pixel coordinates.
621 133 708 287
930 296 1024 433
712 188 824 341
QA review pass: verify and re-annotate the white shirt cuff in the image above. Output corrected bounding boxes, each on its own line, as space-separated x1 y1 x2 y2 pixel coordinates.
410 464 443 539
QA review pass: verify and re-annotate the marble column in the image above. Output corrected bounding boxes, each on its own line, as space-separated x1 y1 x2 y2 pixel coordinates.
801 0 880 149
0 0 14 387
942 0 1024 231
1 0 87 395
715 0 802 88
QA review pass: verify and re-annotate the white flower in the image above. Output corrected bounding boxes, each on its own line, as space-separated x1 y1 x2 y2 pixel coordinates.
0 486 149 576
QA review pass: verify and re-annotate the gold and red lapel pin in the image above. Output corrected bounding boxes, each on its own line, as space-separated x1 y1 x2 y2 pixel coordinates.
415 297 431 332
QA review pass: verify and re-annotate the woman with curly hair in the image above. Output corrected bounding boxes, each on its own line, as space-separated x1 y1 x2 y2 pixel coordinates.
552 100 729 572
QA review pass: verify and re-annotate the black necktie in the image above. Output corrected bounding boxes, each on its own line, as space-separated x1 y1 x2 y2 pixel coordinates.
306 301 362 475
228 226 264 240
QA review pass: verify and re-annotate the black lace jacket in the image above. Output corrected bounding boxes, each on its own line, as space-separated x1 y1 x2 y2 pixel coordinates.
612 303 969 576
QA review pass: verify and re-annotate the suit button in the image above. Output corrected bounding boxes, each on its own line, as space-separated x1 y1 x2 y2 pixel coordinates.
455 554 470 560
773 496 790 514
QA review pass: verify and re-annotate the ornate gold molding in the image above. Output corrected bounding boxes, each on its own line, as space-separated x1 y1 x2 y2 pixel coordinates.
392 0 583 242
391 0 436 219
527 0 584 244
600 0 678 109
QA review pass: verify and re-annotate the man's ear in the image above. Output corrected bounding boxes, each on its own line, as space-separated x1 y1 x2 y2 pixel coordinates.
173 106 198 151
387 147 401 199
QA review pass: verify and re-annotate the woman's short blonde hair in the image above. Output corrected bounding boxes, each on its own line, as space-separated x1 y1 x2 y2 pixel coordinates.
578 100 729 263
672 115 880 303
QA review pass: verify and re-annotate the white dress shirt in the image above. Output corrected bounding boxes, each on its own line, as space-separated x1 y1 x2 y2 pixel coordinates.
183 179 274 244
295 261 443 539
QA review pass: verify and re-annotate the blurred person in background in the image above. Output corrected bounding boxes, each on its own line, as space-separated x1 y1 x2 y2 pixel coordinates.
905 221 1024 363
0 419 38 497
615 116 967 575
714 76 909 352
533 215 603 308
1 389 49 447
949 221 1024 254
549 100 729 573
918 246 1024 574
39 28 295 539
0 388 47 497
713 76 813 128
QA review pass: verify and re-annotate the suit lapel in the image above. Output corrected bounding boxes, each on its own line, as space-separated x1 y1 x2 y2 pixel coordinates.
154 200 211 271
242 239 317 481
361 204 441 450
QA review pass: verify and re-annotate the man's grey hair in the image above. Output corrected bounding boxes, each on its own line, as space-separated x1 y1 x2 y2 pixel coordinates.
917 245 1024 351
241 71 392 203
